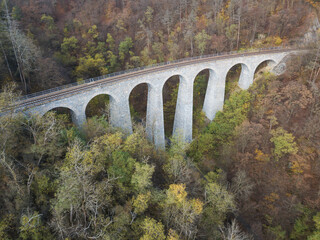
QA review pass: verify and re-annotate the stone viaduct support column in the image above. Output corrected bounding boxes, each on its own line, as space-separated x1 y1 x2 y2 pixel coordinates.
146 84 165 149
173 75 193 142
202 69 228 121
71 106 87 128
238 64 255 90
110 95 133 135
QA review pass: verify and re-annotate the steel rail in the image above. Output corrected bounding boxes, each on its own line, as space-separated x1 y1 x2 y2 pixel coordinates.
6 47 300 111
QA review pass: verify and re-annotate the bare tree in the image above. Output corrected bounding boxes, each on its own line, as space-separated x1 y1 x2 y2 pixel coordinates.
176 0 188 29
20 113 61 195
233 0 243 50
3 0 40 92
183 7 197 56
231 170 255 202
220 220 253 240
209 0 223 21
161 9 173 36
136 7 154 50
309 43 320 84
0 20 13 80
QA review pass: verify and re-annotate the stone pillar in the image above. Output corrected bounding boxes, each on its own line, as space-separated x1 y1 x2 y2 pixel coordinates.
146 84 165 149
173 76 193 142
71 109 87 128
203 69 227 121
110 95 133 135
238 64 255 90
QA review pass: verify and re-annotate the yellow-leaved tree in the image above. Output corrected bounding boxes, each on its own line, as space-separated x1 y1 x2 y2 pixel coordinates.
162 184 203 239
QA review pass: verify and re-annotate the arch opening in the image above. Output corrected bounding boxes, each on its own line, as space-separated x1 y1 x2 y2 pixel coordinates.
45 107 75 126
193 69 210 138
254 60 277 79
129 83 148 127
85 94 110 121
225 64 244 100
163 75 181 139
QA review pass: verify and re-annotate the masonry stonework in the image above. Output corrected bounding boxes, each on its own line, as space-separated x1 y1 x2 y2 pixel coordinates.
22 51 298 149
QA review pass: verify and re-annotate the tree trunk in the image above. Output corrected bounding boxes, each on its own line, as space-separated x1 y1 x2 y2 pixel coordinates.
0 39 14 81
4 0 28 92
191 37 194 56
236 15 241 50
250 22 257 47
179 0 182 29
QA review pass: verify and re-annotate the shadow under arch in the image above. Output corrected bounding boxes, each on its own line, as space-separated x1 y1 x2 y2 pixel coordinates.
192 68 211 138
85 94 113 121
225 63 250 99
162 74 186 139
44 107 76 125
129 82 149 127
254 59 277 79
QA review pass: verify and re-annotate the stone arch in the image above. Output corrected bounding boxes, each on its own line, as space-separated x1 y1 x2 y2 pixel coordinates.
128 82 150 126
162 74 186 139
44 106 77 125
85 93 115 120
161 73 188 89
254 59 277 79
225 63 250 97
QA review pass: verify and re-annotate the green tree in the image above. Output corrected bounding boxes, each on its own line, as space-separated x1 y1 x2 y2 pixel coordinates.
163 184 203 239
194 30 211 55
61 36 78 54
308 213 320 240
88 25 99 40
96 41 108 57
108 151 136 190
0 215 14 240
41 14 55 31
270 127 298 160
130 55 141 68
19 212 54 240
51 139 116 239
140 217 166 240
106 33 115 51
144 6 154 25
119 37 133 63
140 46 156 66
225 24 237 49
152 42 164 62
107 50 119 72
133 192 151 214
123 125 154 159
189 90 251 161
163 134 193 184
200 176 235 238
75 53 108 79
131 162 154 193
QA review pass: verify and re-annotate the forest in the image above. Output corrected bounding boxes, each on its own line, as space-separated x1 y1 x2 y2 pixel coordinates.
1 0 320 239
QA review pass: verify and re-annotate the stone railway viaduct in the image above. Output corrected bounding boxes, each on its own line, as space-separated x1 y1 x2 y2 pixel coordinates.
12 48 302 149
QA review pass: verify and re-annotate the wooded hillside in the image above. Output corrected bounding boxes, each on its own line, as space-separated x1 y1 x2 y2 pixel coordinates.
0 0 317 93
1 0 320 239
